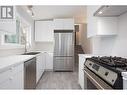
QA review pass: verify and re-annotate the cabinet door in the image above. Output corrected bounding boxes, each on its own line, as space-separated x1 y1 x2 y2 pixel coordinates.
54 19 74 30
54 19 64 30
36 53 46 83
41 53 45 73
78 56 85 89
45 53 53 70
87 6 99 38
36 54 42 83
87 6 118 38
0 71 23 89
0 19 16 34
63 19 74 30
0 63 24 89
97 17 118 35
35 20 54 42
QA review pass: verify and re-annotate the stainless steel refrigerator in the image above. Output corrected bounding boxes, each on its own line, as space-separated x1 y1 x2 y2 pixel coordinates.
53 30 74 71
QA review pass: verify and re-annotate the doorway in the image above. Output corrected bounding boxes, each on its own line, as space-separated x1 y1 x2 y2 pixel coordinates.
74 24 80 46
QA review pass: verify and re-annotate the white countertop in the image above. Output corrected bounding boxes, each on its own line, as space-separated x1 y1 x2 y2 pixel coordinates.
0 50 53 72
0 55 36 72
78 54 109 58
78 54 94 58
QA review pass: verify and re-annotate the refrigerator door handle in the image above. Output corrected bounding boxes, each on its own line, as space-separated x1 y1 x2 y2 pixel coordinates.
59 33 61 55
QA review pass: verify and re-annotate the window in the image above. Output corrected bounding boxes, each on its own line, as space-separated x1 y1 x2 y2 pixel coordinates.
4 19 20 44
2 18 32 48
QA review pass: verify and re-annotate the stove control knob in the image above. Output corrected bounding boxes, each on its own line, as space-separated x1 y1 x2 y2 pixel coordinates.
105 72 109 76
112 79 114 82
89 63 92 66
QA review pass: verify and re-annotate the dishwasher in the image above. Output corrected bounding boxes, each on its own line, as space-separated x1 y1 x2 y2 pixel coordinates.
24 57 36 89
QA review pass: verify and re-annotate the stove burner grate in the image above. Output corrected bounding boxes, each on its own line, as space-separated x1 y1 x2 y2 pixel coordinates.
91 56 127 68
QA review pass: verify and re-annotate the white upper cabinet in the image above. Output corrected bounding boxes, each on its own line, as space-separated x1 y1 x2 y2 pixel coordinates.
87 6 118 38
0 19 16 34
35 20 54 42
54 18 74 30
97 17 118 35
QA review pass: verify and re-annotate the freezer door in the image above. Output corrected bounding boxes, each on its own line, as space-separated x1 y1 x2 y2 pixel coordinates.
53 57 74 71
54 32 74 56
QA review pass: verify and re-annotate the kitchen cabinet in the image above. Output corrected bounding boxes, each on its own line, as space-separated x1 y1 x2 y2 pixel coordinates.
54 18 74 30
87 6 118 38
45 53 53 70
78 54 92 89
36 53 45 83
34 52 54 83
0 63 24 89
0 19 16 34
35 20 54 42
36 52 53 82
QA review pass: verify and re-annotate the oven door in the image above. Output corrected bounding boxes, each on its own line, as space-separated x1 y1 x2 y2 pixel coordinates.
84 67 113 89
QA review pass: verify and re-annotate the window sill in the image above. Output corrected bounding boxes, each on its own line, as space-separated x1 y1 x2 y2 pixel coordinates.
0 44 25 50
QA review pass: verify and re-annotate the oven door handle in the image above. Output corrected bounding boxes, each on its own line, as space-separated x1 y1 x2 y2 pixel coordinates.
84 68 113 89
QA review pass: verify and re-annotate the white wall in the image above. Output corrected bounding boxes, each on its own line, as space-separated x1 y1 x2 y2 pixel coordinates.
74 16 87 24
0 6 34 57
79 23 92 54
91 12 127 57
34 42 54 52
111 12 127 57
76 30 80 45
91 36 116 55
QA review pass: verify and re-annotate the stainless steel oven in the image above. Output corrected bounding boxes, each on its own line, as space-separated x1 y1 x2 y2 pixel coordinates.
84 67 112 89
83 56 127 89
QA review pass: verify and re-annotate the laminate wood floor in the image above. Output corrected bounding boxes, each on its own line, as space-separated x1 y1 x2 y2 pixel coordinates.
36 71 81 89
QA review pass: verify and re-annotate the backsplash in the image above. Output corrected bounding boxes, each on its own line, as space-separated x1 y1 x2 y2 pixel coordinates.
34 42 54 52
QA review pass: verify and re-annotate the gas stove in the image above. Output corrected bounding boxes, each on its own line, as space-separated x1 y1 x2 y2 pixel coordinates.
84 56 127 89
91 56 127 71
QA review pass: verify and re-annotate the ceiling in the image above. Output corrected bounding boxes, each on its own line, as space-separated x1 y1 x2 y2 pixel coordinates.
22 6 86 23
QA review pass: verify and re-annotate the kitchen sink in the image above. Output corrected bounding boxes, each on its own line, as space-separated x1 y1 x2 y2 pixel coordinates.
22 52 40 55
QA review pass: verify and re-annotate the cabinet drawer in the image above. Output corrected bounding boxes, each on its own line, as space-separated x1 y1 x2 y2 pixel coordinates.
0 63 23 84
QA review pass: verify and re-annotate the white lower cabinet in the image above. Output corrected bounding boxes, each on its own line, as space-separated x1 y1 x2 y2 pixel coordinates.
78 55 92 89
0 63 24 89
45 53 53 70
36 52 53 83
36 53 45 83
78 56 85 89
